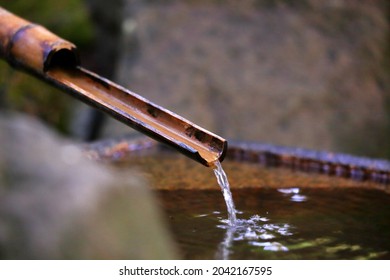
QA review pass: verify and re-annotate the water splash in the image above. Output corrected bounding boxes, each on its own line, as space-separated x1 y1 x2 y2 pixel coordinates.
212 161 237 226
215 214 292 259
211 161 291 259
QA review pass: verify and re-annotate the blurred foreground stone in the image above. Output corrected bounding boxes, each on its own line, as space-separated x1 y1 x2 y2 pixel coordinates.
0 113 177 259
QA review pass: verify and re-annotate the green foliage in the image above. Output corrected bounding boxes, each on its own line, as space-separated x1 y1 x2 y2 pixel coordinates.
0 0 95 133
0 0 95 47
0 61 72 134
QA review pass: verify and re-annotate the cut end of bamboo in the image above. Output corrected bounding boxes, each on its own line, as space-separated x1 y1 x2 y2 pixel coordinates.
47 67 228 167
0 6 228 167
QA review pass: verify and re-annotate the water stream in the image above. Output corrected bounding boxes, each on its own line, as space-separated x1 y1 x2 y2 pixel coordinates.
212 161 237 226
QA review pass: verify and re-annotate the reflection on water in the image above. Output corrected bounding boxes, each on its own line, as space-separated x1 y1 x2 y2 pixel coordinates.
157 188 390 259
278 187 307 202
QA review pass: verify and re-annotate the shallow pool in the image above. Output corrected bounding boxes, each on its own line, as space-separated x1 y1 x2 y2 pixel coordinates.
156 187 390 260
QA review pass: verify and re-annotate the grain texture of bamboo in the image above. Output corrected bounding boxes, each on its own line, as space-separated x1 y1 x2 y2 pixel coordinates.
0 6 227 166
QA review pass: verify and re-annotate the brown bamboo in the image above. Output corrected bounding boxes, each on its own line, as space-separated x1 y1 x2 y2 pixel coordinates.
0 7 227 166
0 7 78 73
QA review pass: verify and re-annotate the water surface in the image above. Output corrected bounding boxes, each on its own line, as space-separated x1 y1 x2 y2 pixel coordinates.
156 187 390 259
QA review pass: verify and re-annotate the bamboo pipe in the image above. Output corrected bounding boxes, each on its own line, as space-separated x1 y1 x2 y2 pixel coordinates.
0 7 227 166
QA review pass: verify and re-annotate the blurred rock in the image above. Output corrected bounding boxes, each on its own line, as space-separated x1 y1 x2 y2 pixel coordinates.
0 113 177 259
104 0 390 159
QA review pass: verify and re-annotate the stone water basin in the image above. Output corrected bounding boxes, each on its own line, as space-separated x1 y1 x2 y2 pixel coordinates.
86 138 390 260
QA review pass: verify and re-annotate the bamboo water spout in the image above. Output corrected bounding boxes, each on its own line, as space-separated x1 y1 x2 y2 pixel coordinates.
0 7 227 166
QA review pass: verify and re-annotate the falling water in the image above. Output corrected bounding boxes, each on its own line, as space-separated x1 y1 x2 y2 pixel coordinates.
212 161 237 226
212 161 291 258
